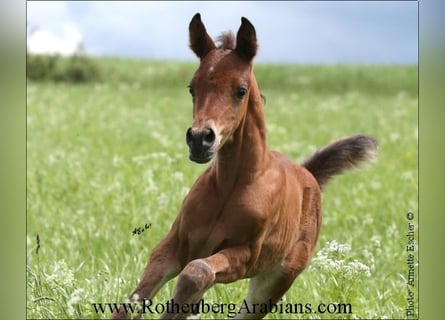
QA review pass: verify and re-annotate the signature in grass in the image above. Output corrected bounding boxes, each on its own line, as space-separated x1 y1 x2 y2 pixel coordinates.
132 223 152 236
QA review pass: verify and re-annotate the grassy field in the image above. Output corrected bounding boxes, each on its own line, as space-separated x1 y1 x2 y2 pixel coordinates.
27 59 417 319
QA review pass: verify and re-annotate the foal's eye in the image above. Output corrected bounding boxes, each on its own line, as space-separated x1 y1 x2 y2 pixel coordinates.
188 87 195 97
236 87 248 99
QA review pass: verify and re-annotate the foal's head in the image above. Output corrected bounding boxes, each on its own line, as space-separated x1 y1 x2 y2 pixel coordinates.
186 13 258 164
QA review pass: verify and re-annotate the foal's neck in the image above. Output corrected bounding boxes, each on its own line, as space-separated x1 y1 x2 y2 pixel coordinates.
214 74 268 188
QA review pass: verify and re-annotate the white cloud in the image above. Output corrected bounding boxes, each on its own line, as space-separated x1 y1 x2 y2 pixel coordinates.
27 2 84 55
27 23 83 55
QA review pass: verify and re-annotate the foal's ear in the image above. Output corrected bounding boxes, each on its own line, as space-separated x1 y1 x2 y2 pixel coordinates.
235 17 257 61
189 13 216 59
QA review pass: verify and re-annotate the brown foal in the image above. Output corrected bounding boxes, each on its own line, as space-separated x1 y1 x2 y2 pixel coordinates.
112 13 377 319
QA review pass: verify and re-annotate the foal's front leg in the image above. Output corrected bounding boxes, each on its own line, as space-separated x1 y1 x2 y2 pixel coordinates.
112 234 181 319
161 246 253 319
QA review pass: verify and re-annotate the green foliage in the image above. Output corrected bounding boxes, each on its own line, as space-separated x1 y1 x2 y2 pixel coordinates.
255 64 417 97
27 60 417 319
27 54 103 83
26 54 59 81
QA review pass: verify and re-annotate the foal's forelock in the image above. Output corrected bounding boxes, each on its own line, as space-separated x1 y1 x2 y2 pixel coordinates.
216 32 236 51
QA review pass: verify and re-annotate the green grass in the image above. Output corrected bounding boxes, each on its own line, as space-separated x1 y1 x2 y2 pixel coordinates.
27 60 417 319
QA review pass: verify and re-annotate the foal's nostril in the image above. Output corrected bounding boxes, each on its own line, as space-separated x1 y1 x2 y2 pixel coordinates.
186 128 194 146
203 128 216 145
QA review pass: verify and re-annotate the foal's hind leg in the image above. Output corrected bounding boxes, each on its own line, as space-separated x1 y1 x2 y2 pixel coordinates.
235 241 312 320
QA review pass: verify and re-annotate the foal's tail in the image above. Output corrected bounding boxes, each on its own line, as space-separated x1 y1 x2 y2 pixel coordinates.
302 134 378 190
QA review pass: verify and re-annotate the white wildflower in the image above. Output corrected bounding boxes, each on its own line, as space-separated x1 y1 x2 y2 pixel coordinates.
48 153 57 165
143 169 158 193
370 235 381 248
344 260 371 278
158 193 169 208
370 180 382 190
362 215 374 225
327 240 350 256
386 223 398 237
401 171 414 181
389 133 399 142
112 154 122 167
67 288 84 316
362 249 375 270
172 171 184 182
310 240 371 285
45 259 75 287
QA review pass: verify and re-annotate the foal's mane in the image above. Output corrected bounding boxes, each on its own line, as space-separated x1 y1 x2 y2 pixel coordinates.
216 31 235 50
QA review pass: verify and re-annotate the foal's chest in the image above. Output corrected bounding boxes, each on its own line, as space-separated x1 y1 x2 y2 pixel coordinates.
175 172 280 264
177 186 269 264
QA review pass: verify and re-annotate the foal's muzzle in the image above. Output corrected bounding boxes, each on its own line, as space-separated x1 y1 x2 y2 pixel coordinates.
186 127 216 163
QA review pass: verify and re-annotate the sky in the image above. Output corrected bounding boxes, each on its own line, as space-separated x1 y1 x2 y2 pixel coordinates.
26 1 418 64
